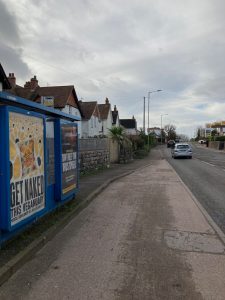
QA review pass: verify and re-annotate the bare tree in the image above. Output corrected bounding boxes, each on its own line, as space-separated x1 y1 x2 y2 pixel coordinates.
164 124 177 140
177 134 189 142
195 126 203 140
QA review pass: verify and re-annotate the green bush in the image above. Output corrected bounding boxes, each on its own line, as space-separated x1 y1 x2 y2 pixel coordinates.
215 136 225 141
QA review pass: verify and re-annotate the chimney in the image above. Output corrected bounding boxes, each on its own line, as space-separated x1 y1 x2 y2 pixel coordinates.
105 97 109 104
7 73 16 88
24 75 39 90
30 75 38 89
24 81 30 88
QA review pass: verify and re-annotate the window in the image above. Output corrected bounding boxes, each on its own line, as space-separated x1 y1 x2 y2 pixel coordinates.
177 145 189 149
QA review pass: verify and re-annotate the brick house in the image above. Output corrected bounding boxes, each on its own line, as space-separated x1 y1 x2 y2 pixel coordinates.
6 74 83 137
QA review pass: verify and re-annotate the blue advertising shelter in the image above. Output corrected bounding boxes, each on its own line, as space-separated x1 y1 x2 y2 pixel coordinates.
0 91 80 244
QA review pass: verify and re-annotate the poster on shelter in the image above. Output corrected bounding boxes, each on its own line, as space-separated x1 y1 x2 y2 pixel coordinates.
61 124 77 195
9 112 45 226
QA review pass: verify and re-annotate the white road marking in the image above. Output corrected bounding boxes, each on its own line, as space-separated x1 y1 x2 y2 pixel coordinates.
201 161 215 167
194 157 216 167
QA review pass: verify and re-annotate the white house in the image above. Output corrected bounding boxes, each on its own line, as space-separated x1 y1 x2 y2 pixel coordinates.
98 98 113 136
120 116 138 135
79 101 102 138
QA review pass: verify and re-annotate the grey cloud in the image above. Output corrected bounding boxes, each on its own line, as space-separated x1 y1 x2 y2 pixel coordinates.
0 42 30 81
0 0 31 81
0 0 20 46
1 0 225 136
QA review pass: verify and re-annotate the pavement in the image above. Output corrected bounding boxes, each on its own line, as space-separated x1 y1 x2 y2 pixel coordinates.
0 146 225 299
0 152 153 286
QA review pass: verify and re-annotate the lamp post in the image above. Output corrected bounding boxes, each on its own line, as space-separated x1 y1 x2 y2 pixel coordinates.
147 90 162 150
143 96 146 134
161 114 168 144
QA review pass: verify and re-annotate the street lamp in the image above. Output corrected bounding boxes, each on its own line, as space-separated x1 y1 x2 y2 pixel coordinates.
161 114 168 144
147 90 162 150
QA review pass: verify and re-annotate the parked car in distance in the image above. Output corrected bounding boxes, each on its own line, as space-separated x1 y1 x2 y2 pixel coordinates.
171 143 193 159
198 140 206 144
167 140 175 148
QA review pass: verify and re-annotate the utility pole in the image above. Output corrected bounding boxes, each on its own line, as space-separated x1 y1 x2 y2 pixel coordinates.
143 96 146 134
161 115 163 145
147 90 162 149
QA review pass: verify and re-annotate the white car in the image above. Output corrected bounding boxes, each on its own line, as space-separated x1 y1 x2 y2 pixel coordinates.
171 143 192 159
198 140 206 144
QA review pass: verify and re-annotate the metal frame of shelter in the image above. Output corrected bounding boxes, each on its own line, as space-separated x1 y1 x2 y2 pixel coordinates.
0 91 80 244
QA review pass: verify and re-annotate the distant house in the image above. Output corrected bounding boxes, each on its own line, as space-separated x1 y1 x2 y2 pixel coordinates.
120 116 138 135
79 101 102 138
200 127 214 138
6 74 83 137
98 98 113 136
0 64 11 91
149 127 161 142
112 105 120 127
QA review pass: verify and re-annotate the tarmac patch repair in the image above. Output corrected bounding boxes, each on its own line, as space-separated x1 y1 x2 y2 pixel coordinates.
164 230 225 254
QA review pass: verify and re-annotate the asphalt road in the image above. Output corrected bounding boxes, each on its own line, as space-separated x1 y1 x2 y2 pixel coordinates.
163 143 225 234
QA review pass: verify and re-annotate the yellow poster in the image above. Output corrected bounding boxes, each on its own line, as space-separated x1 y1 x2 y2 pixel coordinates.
9 112 45 226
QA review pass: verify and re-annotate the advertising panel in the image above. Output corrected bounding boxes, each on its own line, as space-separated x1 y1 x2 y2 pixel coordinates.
46 120 55 185
61 124 77 195
9 112 45 226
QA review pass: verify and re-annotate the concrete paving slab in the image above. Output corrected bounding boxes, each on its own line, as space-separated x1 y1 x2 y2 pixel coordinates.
164 230 225 254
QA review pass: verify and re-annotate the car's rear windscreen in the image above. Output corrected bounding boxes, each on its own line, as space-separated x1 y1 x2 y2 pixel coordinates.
177 145 189 149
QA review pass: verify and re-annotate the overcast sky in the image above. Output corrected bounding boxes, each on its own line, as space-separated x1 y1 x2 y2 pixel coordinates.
1 0 225 137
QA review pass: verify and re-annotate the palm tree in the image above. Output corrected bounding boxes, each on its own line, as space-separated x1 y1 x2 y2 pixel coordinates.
109 126 132 162
108 126 126 144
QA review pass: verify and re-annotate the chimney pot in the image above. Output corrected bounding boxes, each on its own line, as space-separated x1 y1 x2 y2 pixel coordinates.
7 73 16 88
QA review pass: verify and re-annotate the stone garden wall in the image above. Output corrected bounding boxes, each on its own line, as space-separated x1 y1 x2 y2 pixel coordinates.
79 138 110 173
208 141 224 150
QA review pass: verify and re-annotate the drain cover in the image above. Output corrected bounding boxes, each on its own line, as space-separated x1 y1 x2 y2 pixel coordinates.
164 230 225 254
